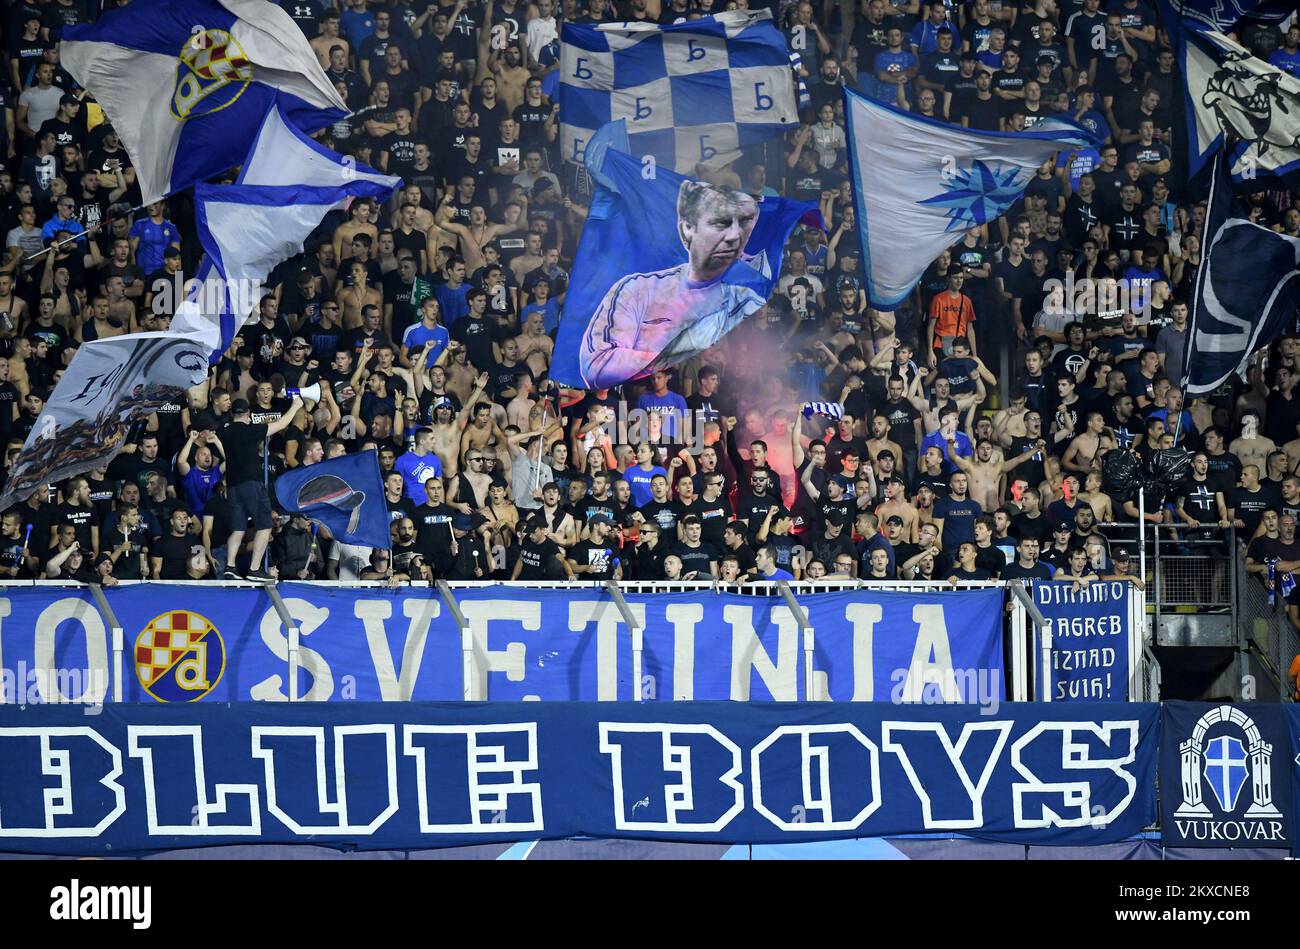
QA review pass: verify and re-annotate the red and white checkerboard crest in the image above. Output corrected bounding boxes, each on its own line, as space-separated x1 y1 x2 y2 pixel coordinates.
171 28 254 121
134 610 225 701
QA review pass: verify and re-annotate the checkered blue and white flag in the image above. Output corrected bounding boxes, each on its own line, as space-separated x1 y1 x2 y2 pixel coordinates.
559 10 799 174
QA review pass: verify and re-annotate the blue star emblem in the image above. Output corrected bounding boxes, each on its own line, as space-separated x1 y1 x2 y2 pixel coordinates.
919 159 1030 232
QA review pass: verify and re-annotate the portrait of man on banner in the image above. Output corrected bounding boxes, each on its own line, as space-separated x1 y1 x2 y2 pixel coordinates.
579 181 767 389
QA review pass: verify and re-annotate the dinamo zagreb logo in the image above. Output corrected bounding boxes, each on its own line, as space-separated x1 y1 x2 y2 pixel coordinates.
135 610 225 702
171 28 254 121
1171 705 1285 843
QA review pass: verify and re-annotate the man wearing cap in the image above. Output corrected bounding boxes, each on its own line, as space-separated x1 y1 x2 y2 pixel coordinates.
221 395 305 581
37 93 83 154
512 517 574 580
1105 547 1144 588
1041 521 1075 573
811 517 857 575
568 515 620 580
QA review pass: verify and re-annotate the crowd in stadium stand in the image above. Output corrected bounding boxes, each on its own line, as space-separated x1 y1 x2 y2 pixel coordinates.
0 0 1297 590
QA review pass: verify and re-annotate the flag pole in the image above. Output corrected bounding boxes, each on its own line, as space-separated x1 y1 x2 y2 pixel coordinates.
24 202 147 262
1174 143 1228 447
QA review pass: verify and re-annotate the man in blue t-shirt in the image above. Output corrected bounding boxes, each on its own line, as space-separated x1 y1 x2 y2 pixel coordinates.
400 297 450 368
128 202 181 277
874 28 918 107
933 471 983 552
625 443 668 508
1271 26 1300 77
756 543 796 581
636 370 690 442
393 428 444 505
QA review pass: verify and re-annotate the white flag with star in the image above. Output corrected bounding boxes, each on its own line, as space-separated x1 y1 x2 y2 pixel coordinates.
843 87 1099 310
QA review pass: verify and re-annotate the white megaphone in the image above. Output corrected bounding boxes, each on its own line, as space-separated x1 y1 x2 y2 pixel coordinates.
287 383 322 403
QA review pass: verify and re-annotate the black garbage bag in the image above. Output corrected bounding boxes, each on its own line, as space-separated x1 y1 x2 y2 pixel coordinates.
1101 447 1143 503
1148 447 1193 503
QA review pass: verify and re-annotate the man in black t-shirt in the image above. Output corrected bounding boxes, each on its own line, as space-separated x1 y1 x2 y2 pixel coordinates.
511 518 572 580
671 515 720 579
568 516 619 580
150 508 199 581
221 396 303 581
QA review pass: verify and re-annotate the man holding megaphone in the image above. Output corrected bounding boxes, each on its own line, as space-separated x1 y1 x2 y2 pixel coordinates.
221 395 305 582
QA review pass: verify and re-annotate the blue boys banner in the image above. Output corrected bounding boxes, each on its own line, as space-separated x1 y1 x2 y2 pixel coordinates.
1032 581 1134 701
559 10 798 173
0 585 1002 705
552 146 819 389
0 700 1159 853
1160 702 1292 849
273 450 391 549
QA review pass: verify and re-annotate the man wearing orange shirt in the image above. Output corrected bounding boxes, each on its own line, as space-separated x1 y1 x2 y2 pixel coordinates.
925 266 977 368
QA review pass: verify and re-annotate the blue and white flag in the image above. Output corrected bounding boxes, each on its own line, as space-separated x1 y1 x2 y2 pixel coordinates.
273 450 390 549
61 0 347 205
172 105 400 358
551 142 820 389
1176 24 1300 188
559 10 799 173
844 87 1099 310
1183 149 1300 395
1159 0 1296 33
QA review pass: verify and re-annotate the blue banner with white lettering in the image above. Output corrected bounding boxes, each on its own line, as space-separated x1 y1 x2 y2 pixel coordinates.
1160 702 1292 850
0 700 1158 854
0 584 1004 705
1033 581 1133 702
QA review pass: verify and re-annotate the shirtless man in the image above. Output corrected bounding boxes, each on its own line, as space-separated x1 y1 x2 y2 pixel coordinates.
488 43 531 113
509 232 545 287
949 436 1045 513
0 273 29 334
461 401 512 475
912 376 979 435
514 309 553 378
864 414 904 470
1230 410 1277 475
429 372 488 477
1079 469 1114 523
506 372 536 431
914 483 938 534
437 200 527 276
103 275 136 331
332 200 379 266
1061 412 1115 474
875 478 919 542
310 15 349 67
79 295 127 341
441 342 479 405
336 262 384 330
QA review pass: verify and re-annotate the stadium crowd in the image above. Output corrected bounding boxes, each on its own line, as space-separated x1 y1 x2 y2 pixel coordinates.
0 0 1297 590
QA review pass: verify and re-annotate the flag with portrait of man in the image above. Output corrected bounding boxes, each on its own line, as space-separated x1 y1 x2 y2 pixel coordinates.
551 131 821 390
